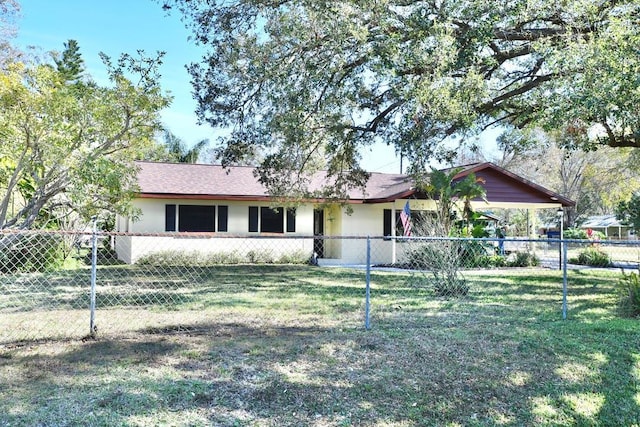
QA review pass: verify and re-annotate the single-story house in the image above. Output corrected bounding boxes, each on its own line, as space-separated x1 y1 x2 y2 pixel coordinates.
579 215 635 240
115 161 574 265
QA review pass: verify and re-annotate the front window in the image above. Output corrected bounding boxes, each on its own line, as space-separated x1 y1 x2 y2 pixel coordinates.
165 204 228 232
249 206 296 233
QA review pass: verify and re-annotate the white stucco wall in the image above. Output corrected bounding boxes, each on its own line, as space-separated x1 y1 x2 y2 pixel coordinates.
117 198 317 263
115 198 432 265
331 200 438 265
126 198 315 234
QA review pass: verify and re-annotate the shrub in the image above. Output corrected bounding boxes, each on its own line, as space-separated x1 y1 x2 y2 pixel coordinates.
276 250 310 264
458 240 491 267
564 228 606 240
508 252 540 267
406 241 469 297
564 228 588 239
406 244 446 269
136 249 309 266
617 269 640 317
475 255 508 268
433 275 469 297
247 250 275 264
570 247 612 267
407 240 496 269
83 246 124 266
0 234 65 273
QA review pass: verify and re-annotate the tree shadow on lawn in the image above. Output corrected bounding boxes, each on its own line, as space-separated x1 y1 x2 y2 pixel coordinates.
0 269 92 312
2 316 638 426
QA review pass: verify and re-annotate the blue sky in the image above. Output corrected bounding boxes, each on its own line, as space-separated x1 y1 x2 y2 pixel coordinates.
16 0 212 144
14 0 408 173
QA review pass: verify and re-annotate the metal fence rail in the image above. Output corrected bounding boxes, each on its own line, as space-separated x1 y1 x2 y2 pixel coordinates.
1 228 638 344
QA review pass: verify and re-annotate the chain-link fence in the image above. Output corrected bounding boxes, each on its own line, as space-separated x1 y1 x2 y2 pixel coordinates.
1 228 638 344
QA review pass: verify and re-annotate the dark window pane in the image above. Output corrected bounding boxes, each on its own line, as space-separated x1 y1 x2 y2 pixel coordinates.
218 206 228 232
179 205 215 232
286 208 296 233
383 209 392 236
395 211 403 236
165 204 176 232
249 206 259 232
261 207 284 233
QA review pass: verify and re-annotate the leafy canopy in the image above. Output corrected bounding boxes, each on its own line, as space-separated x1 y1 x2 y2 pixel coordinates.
0 41 171 230
616 193 640 231
161 0 640 197
419 167 486 233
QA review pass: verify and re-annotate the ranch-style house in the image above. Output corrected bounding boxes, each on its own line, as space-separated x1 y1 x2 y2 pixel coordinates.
115 161 574 265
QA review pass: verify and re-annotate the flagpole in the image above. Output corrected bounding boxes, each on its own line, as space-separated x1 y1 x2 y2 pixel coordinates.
391 203 397 264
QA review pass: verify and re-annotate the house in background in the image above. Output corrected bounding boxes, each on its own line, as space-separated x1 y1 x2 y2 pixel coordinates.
115 161 574 265
579 215 634 240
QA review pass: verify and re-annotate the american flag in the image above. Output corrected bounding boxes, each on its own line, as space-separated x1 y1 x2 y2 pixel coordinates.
400 201 412 236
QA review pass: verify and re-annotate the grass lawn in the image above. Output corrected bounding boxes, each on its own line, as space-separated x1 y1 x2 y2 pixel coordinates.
0 265 638 426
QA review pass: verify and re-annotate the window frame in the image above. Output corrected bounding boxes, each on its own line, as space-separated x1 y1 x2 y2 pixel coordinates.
165 204 228 233
248 206 297 233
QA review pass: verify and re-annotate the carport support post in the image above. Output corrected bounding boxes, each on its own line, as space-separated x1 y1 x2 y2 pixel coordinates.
365 236 371 330
89 216 98 337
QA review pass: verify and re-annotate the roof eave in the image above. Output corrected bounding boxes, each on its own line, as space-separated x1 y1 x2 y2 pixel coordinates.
136 193 367 204
363 189 417 203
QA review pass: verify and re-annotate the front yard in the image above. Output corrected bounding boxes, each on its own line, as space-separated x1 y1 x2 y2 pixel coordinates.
0 265 638 426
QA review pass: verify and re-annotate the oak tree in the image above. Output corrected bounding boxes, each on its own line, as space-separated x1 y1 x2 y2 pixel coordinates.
161 0 640 197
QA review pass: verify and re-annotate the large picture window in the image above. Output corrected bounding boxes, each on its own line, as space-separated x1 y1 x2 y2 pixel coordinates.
248 206 296 233
165 204 228 232
179 205 214 232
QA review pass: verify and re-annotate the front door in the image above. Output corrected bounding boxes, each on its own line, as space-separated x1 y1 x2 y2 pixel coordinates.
313 209 324 258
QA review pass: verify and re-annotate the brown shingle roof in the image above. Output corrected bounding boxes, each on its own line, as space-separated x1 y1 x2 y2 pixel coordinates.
134 161 574 206
136 161 268 197
135 161 414 201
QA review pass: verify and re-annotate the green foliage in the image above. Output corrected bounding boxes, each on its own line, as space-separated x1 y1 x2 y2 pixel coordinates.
420 167 462 232
0 42 170 230
419 168 486 235
476 255 508 268
404 242 469 297
407 240 511 270
137 250 242 266
564 228 606 240
155 129 209 163
564 228 588 239
83 246 124 266
0 234 65 272
458 240 490 267
53 39 85 83
570 247 612 267
136 249 310 266
433 276 469 298
616 193 640 231
617 269 640 317
163 0 640 198
507 252 540 268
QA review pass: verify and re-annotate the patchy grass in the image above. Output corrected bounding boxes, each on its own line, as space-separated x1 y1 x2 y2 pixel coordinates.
0 265 639 426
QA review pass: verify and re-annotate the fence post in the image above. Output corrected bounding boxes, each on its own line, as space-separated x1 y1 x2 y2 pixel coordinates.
365 236 371 330
89 216 98 337
562 238 568 320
